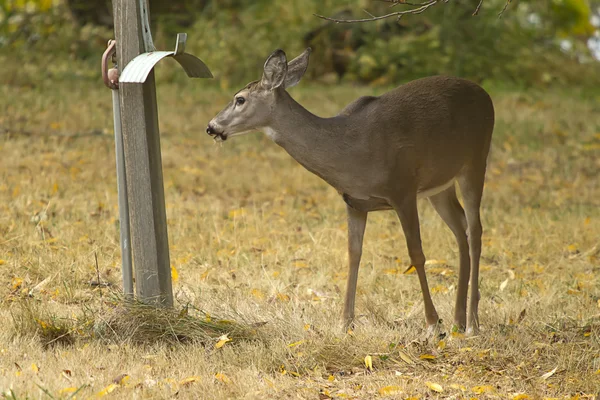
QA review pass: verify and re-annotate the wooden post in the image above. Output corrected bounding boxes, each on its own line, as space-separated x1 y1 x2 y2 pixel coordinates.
112 0 173 306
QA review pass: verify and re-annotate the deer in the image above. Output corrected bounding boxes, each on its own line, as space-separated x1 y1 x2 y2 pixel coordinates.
206 48 494 335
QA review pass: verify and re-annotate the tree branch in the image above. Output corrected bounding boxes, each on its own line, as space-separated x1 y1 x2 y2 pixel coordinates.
497 0 511 18
473 0 483 16
315 0 513 23
314 0 439 23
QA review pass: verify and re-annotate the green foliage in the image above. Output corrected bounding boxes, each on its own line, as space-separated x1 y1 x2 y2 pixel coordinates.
0 0 598 88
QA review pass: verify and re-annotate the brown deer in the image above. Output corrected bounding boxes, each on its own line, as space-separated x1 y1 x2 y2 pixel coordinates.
207 48 494 334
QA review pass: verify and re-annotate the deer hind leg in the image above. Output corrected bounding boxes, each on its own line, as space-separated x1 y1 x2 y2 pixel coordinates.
342 204 367 329
428 184 470 332
391 194 439 328
458 167 486 335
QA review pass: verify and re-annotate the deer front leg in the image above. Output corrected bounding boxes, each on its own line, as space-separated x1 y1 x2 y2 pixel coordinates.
342 204 368 329
391 194 440 329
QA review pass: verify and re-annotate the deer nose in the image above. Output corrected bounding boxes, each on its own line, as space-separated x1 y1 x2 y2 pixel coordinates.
206 125 215 135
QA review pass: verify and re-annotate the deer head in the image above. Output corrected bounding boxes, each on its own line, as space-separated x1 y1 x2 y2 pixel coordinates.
206 48 311 141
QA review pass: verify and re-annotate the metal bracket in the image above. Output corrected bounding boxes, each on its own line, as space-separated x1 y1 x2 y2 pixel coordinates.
120 33 212 83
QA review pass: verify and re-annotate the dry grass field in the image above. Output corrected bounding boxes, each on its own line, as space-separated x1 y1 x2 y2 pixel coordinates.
1 75 599 399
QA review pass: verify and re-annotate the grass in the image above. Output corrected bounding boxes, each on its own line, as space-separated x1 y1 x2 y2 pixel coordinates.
0 70 599 399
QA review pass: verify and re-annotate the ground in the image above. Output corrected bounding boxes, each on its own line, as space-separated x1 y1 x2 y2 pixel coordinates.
0 75 599 399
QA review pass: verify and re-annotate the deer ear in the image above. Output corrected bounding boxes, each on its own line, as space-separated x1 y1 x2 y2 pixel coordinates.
284 48 311 89
261 49 288 90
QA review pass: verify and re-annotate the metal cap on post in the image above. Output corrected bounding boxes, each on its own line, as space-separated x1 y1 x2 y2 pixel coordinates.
111 0 212 307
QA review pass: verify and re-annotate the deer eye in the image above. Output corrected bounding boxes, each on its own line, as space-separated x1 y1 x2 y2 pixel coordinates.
235 96 245 106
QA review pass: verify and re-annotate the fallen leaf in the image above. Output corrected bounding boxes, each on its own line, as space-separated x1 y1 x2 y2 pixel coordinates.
96 383 118 397
251 288 265 300
328 375 335 382
500 278 509 292
472 385 494 394
403 265 416 274
12 277 23 290
215 334 232 349
58 387 78 395
419 354 436 360
540 366 557 380
425 259 447 265
517 309 527 324
378 385 401 396
171 265 179 283
364 355 373 371
426 381 443 393
288 340 305 348
215 372 231 384
112 373 129 385
230 208 247 218
31 363 39 374
179 376 201 386
512 394 531 400
397 350 414 364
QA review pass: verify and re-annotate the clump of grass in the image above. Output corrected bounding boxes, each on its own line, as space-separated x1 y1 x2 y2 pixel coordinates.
10 301 78 348
92 295 263 345
10 293 264 348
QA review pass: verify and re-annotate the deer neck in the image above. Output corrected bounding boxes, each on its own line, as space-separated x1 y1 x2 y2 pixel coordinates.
265 90 349 169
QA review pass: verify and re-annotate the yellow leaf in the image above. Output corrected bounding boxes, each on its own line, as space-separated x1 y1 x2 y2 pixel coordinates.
293 260 308 268
250 288 265 300
450 384 466 391
215 372 231 384
179 376 201 386
419 354 436 360
472 385 494 394
584 217 591 226
96 383 118 397
567 244 578 253
52 183 59 194
59 387 78 395
12 277 23 290
425 259 447 265
215 334 232 349
540 366 557 380
512 395 531 400
170 265 179 283
303 324 311 331
437 340 446 350
228 208 246 218
403 265 416 274
0 259 5 265
31 363 39 373
328 375 335 382
397 350 414 364
113 374 129 385
276 293 290 302
364 355 373 371
378 385 401 396
426 381 444 393
288 340 304 348
383 268 400 275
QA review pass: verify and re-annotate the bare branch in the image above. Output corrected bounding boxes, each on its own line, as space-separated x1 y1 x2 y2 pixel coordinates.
374 0 435 7
473 0 483 16
317 0 513 23
498 0 511 18
362 9 376 18
314 0 438 24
